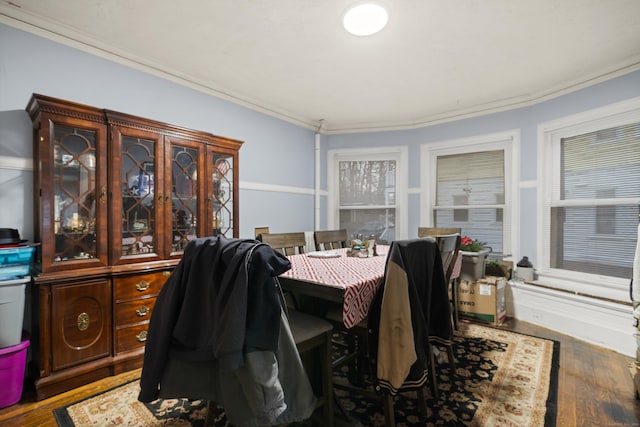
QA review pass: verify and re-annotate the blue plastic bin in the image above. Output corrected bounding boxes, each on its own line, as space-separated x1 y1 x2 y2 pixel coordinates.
0 246 35 280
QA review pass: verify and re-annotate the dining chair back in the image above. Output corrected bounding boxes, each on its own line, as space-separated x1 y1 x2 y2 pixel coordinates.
258 232 307 255
313 229 349 251
254 226 270 239
433 233 461 371
435 233 462 285
418 227 462 329
417 227 462 238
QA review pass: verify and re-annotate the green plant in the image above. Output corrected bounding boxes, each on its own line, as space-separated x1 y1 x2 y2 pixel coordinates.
460 236 486 252
486 259 502 267
485 259 511 278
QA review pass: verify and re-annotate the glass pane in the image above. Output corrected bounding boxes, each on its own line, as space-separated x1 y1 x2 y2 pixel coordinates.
121 137 156 256
211 155 234 236
560 123 640 200
550 205 637 279
172 146 198 250
339 208 395 244
434 208 503 253
339 160 396 206
53 126 97 262
436 150 504 206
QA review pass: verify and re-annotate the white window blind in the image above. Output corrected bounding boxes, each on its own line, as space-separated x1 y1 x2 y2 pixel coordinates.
434 150 505 253
550 122 640 279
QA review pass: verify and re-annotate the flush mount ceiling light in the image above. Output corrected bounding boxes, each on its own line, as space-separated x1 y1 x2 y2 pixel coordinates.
343 2 389 36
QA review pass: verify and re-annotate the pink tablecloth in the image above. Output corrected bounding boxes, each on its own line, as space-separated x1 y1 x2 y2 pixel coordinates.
280 246 388 328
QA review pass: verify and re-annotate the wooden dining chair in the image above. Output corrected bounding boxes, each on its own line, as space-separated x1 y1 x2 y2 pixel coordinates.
334 239 452 426
258 232 307 255
313 229 349 251
286 309 335 427
205 307 335 427
141 237 331 426
314 231 366 388
431 233 461 375
417 227 462 330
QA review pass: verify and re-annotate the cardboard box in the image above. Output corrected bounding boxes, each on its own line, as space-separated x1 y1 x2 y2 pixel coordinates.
457 276 506 325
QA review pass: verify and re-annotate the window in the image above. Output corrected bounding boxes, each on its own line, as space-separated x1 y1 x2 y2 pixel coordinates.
422 131 518 257
328 147 407 243
453 195 469 222
541 102 640 293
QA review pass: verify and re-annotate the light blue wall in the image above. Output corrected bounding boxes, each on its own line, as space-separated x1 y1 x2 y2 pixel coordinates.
324 70 640 265
0 23 317 240
2 21 640 265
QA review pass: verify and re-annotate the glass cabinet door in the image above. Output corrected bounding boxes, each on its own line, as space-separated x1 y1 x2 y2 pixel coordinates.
41 119 108 272
207 148 237 237
121 136 157 257
168 138 202 255
110 126 163 264
52 126 99 261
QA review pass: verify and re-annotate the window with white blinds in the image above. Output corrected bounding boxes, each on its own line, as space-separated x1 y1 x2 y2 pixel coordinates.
434 150 506 253
548 122 640 280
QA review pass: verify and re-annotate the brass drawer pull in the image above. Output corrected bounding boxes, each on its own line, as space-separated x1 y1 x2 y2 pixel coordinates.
135 280 150 291
136 305 150 317
136 330 148 342
77 312 90 331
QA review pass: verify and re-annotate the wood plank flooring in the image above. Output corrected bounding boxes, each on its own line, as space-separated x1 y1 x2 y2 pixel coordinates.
1 318 639 426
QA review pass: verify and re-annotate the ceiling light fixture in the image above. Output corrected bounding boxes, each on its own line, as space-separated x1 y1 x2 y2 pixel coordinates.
343 2 389 36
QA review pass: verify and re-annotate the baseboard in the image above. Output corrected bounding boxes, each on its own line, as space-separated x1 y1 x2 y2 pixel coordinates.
507 280 636 357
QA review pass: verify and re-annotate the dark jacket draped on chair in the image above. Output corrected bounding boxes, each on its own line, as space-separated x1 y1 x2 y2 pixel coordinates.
138 235 316 427
367 238 452 395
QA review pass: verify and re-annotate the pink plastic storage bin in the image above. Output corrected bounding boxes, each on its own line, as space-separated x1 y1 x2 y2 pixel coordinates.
0 337 29 408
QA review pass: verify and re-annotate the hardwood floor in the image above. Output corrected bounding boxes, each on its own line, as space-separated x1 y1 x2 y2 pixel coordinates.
1 318 639 426
0 367 141 427
500 318 640 427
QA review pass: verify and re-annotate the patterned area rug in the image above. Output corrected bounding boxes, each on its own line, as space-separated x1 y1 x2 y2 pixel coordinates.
53 322 559 427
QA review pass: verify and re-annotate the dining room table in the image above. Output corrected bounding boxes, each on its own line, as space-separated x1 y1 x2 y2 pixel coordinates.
278 245 389 329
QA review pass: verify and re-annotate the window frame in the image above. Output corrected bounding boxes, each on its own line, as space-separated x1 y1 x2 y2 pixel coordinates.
327 146 408 241
537 97 640 301
421 130 520 258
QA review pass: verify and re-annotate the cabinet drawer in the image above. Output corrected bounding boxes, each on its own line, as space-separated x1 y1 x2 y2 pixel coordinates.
116 298 156 327
116 324 150 354
114 271 171 301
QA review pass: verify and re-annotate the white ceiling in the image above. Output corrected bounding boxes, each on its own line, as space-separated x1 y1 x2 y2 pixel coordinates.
2 0 640 133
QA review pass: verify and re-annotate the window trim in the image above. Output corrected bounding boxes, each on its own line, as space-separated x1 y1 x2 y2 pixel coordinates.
537 96 640 301
420 130 520 258
327 146 408 240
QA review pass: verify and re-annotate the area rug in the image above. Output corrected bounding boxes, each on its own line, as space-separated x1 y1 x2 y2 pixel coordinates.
53 322 559 427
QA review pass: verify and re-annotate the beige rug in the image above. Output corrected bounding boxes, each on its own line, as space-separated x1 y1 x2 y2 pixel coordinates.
54 322 559 426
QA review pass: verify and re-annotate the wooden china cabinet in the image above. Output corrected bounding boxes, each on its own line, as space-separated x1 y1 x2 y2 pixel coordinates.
27 94 242 400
